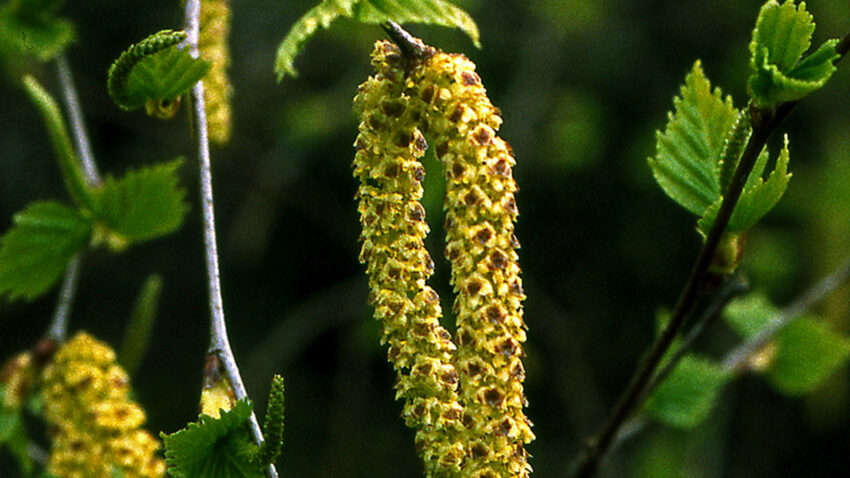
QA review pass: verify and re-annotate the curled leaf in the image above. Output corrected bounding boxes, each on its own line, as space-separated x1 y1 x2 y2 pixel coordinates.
275 0 479 80
107 30 210 115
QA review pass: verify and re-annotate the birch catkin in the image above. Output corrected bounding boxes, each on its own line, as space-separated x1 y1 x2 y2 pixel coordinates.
41 332 165 478
199 0 232 144
413 51 534 477
353 41 466 476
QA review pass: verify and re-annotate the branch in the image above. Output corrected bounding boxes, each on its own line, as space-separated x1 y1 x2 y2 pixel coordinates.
183 1 278 477
569 29 850 478
722 255 850 373
44 55 105 343
381 20 435 62
55 54 101 186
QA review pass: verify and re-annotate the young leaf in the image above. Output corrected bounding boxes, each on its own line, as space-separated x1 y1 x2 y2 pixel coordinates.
118 274 163 376
107 30 211 116
91 159 189 250
723 291 777 339
767 316 850 395
0 3 73 62
162 400 264 478
275 0 479 80
648 61 738 215
0 201 93 301
643 355 732 429
22 76 94 209
747 0 839 107
697 136 791 235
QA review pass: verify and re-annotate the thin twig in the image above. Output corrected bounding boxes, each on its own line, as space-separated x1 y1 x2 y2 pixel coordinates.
44 55 105 343
183 1 277 476
382 21 435 62
45 255 81 342
56 54 101 186
569 29 850 478
609 257 850 453
722 256 850 373
648 277 749 394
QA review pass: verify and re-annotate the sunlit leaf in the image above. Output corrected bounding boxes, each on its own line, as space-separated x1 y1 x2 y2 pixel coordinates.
747 0 838 106
0 202 92 301
697 136 790 235
275 0 479 80
91 159 189 250
162 400 263 478
648 61 738 215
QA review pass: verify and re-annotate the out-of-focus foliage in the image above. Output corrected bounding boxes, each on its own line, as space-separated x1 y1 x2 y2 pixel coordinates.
2 1 850 477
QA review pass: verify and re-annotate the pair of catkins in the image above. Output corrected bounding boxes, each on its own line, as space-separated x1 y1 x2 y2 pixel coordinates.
353 38 533 477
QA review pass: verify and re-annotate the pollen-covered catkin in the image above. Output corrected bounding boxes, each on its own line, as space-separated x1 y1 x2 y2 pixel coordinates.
41 332 165 478
413 51 534 477
199 0 232 144
353 41 466 476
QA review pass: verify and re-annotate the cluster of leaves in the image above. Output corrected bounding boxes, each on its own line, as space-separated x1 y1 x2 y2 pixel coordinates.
640 0 847 431
0 76 189 301
275 0 480 79
647 0 837 242
162 375 285 478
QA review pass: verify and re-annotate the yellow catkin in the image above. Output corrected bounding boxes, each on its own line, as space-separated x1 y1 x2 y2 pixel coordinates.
413 51 534 477
199 0 232 145
41 332 165 478
0 351 34 409
353 41 466 476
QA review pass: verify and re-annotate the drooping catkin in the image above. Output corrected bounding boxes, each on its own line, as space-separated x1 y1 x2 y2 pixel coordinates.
199 0 232 145
413 51 534 477
353 41 466 475
41 332 165 478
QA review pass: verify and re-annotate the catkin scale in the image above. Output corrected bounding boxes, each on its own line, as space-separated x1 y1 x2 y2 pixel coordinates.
41 332 164 478
354 41 466 476
199 0 232 144
412 51 534 477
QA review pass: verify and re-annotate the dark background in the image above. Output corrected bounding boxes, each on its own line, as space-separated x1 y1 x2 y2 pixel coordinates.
3 1 850 476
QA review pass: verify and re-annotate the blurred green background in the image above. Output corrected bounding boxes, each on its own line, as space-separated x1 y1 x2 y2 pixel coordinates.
3 0 850 476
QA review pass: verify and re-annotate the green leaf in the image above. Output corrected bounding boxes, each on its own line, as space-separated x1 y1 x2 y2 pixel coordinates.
108 30 211 114
22 76 94 209
723 292 777 339
162 400 264 478
644 355 732 429
1 387 33 475
0 3 73 62
767 317 850 395
0 201 92 301
119 274 163 376
648 61 738 215
697 136 791 235
747 0 839 107
275 0 479 80
91 159 189 250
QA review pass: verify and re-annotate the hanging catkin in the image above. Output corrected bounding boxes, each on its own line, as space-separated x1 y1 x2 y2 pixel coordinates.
353 41 466 476
412 49 534 477
199 0 232 144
